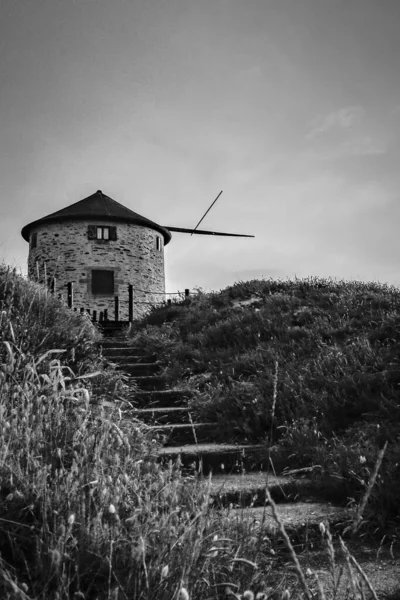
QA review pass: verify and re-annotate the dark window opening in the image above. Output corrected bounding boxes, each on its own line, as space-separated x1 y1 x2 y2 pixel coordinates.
92 270 114 295
47 277 56 293
30 233 37 249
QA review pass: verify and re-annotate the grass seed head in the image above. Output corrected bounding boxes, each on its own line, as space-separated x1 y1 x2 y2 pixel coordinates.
179 587 189 600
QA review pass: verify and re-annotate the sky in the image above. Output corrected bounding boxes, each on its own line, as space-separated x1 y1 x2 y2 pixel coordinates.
1 0 400 294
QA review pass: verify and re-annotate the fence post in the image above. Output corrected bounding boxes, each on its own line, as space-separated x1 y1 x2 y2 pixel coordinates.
99 311 103 322
67 282 73 309
115 296 119 322
92 310 97 322
104 309 108 321
128 284 133 322
185 289 190 298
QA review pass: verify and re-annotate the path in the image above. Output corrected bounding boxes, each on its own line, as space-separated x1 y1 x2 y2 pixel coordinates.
96 328 354 535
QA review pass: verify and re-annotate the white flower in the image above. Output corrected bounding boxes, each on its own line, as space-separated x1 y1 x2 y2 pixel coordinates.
109 504 116 514
359 455 366 464
68 514 75 526
319 522 326 535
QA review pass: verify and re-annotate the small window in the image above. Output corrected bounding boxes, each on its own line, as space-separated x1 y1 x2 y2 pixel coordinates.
88 225 117 240
97 226 109 240
30 232 37 249
156 236 162 251
92 270 114 295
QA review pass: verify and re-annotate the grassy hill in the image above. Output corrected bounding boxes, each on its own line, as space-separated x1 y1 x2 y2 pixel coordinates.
1 265 399 599
131 276 400 529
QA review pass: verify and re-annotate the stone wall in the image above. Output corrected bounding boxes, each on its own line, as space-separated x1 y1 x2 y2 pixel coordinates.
27 220 165 319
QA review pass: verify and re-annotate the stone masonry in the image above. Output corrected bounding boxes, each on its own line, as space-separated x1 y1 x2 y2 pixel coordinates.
28 220 165 320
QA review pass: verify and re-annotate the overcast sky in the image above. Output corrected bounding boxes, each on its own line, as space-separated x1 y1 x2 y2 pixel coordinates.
1 0 400 294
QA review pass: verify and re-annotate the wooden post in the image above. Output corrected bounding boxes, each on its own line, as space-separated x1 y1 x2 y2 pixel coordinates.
128 284 133 322
104 309 108 321
67 282 73 308
92 310 97 322
114 295 119 322
99 311 104 322
184 288 190 305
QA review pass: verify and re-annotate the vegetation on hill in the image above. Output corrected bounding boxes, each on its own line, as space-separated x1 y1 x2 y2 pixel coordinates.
0 265 398 598
131 276 400 534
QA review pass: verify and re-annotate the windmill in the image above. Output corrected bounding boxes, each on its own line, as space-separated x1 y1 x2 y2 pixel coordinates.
21 189 254 323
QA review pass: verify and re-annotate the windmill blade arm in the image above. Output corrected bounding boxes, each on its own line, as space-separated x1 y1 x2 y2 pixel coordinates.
164 226 254 238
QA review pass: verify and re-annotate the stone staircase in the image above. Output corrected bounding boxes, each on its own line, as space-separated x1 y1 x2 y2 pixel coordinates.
98 331 354 534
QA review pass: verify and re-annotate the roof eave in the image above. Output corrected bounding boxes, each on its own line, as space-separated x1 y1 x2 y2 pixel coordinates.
21 215 172 245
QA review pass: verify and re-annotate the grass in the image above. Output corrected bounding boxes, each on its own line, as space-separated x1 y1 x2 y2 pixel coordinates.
0 266 398 598
130 276 400 535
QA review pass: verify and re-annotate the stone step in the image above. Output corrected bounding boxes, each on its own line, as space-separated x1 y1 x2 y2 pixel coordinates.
131 375 167 390
200 472 329 508
226 502 354 536
100 343 147 352
147 422 218 445
133 389 194 407
104 353 157 363
135 406 191 424
98 326 130 338
113 363 161 377
157 443 267 475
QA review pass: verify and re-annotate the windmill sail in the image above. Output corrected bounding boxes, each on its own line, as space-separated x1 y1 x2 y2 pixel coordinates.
164 226 254 238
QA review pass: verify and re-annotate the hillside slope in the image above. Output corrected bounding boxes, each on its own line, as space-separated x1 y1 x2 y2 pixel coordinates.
131 276 400 530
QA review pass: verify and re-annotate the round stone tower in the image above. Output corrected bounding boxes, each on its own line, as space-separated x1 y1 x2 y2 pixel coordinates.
21 190 171 320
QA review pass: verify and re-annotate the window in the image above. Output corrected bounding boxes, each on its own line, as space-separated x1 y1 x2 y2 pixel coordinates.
97 226 109 240
87 225 117 240
30 232 37 249
92 270 114 295
156 236 162 251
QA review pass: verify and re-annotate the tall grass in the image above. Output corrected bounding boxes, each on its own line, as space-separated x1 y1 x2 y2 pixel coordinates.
0 267 395 598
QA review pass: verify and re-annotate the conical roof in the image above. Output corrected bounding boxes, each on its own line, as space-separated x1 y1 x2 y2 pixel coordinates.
21 190 171 244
